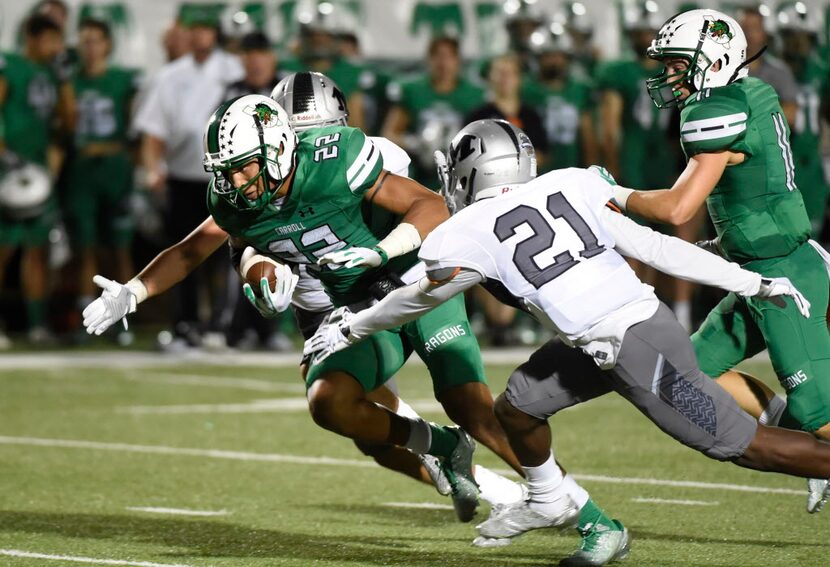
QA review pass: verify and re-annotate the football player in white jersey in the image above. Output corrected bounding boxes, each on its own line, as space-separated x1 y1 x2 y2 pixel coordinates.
305 119 830 565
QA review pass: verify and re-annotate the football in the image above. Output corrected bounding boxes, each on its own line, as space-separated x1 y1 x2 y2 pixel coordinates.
239 246 281 293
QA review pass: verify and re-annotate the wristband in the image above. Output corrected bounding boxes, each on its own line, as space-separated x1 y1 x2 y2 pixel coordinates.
371 246 389 266
612 186 635 211
376 222 422 260
126 278 149 304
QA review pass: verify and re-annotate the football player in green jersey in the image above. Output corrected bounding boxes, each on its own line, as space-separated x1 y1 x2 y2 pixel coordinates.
610 8 830 512
0 14 74 342
66 18 139 329
83 94 524 521
777 2 830 237
383 36 485 188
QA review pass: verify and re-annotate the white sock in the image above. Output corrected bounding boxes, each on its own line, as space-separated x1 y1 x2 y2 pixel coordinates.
395 398 420 419
759 395 787 426
474 465 525 505
404 417 431 454
561 474 590 509
523 452 567 515
674 300 692 331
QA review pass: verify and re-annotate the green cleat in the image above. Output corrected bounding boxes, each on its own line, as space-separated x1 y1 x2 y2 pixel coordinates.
441 426 479 522
560 519 629 566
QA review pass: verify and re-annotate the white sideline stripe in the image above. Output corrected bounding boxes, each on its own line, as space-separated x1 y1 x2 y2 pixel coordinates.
119 398 445 415
0 349 777 370
383 501 454 510
0 549 195 567
631 497 719 506
569 473 801 496
126 506 228 516
0 436 375 468
0 435 804 497
120 398 310 415
126 373 304 393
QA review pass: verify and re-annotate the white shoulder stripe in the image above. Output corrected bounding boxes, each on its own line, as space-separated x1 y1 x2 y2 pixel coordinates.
346 136 374 182
681 122 746 143
349 146 380 191
681 112 748 133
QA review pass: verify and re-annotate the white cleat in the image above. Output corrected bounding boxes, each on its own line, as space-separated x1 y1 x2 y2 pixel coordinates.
807 478 830 513
476 496 579 539
472 534 514 548
420 454 452 496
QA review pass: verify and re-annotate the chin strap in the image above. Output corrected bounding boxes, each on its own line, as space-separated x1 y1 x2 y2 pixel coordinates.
728 45 767 84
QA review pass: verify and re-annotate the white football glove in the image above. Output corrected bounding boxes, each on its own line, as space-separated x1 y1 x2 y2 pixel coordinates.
317 246 388 269
756 277 811 318
242 262 298 318
82 275 137 335
303 307 356 364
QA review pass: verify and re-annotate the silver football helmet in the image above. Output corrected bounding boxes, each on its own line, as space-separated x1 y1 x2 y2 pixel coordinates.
436 119 536 214
0 154 51 220
270 71 348 131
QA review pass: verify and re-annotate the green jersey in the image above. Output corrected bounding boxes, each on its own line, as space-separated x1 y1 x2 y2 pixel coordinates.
596 58 676 187
522 75 591 171
679 77 810 263
73 67 139 148
0 52 59 164
208 126 418 306
789 55 830 230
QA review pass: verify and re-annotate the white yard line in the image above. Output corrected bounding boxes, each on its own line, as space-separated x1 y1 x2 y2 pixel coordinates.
0 549 197 567
382 502 454 510
0 435 803 496
126 506 228 517
125 372 304 393
631 497 719 506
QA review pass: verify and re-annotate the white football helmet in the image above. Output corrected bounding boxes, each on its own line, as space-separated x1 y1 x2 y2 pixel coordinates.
203 94 296 210
270 71 348 131
646 9 748 108
777 1 822 36
437 119 536 214
0 157 51 220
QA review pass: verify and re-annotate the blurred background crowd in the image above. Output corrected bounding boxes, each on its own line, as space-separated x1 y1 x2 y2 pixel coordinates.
0 0 828 351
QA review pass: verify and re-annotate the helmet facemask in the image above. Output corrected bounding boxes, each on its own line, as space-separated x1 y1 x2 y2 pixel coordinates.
645 19 711 109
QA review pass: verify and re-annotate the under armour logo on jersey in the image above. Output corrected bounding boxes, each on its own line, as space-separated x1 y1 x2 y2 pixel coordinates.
297 206 315 218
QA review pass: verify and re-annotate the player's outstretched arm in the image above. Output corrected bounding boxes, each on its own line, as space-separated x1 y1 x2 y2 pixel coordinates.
613 152 730 225
318 173 449 269
82 217 229 335
602 208 810 317
304 268 482 363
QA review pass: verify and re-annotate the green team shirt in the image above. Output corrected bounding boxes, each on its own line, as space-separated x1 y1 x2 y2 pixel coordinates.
789 55 830 228
596 58 676 187
72 67 139 148
522 75 591 171
679 77 811 263
0 52 59 165
208 125 418 306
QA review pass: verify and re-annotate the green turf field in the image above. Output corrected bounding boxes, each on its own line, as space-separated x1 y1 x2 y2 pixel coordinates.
0 355 825 566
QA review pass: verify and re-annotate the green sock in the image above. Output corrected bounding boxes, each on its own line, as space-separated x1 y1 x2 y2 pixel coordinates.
26 299 46 329
577 498 613 531
427 424 459 459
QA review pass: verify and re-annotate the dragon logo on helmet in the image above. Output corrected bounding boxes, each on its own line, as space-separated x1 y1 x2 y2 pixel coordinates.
244 102 282 128
707 18 734 46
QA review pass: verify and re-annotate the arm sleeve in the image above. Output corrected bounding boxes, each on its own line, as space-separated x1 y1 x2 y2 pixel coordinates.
343 128 384 196
348 268 482 341
601 207 762 296
680 98 749 156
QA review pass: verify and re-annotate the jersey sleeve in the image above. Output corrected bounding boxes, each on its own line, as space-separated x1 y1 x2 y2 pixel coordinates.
342 128 384 196
418 221 497 279
680 96 749 156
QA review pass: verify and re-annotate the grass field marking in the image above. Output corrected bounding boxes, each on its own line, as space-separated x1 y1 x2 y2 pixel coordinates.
383 502 455 510
125 372 305 393
0 435 805 497
631 497 719 506
119 398 310 415
0 435 376 468
0 549 197 567
126 506 229 517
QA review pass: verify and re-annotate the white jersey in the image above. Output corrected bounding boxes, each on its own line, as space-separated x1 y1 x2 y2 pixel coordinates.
419 168 658 366
291 136 412 313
